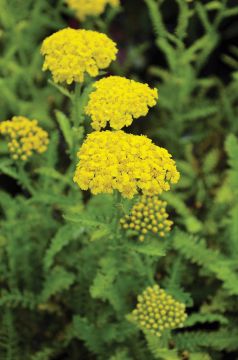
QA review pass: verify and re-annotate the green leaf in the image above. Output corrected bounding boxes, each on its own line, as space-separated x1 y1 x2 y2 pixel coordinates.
44 224 82 271
162 193 202 233
225 134 238 172
0 160 18 179
172 229 238 295
66 315 103 355
35 167 72 186
205 1 222 11
48 79 72 99
146 334 180 360
40 266 75 301
55 110 73 151
0 290 37 309
30 347 55 360
127 239 167 257
203 148 219 173
64 212 110 234
144 0 167 38
175 329 238 352
90 255 120 303
175 0 190 40
185 313 228 327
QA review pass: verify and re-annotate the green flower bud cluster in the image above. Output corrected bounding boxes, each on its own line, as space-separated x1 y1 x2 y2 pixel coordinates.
120 195 173 241
132 285 187 337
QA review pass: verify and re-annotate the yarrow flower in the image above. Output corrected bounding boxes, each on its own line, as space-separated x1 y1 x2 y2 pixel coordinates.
0 116 49 161
132 285 187 337
85 76 158 130
66 0 120 21
73 131 180 198
120 196 173 241
41 28 118 84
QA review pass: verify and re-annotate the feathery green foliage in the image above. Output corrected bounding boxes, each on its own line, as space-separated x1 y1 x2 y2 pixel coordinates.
0 0 238 359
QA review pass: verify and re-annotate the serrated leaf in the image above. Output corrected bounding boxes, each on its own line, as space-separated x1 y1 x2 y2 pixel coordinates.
67 315 103 354
35 166 72 186
146 334 180 360
127 239 167 257
90 227 110 241
41 266 75 301
55 110 73 151
203 148 219 173
185 313 228 327
44 224 82 271
64 212 110 234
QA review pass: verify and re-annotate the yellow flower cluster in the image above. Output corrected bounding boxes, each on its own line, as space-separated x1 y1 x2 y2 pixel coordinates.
73 131 180 198
41 28 118 84
66 0 120 21
132 285 187 337
0 116 49 161
85 76 158 130
120 196 173 241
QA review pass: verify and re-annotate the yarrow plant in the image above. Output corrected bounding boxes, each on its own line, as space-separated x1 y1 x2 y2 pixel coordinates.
41 28 118 84
120 196 173 241
85 76 158 130
132 285 187 337
73 130 180 198
66 0 120 21
0 116 49 161
2 1 238 359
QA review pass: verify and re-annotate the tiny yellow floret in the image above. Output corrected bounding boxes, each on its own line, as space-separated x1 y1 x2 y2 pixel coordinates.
73 131 180 198
86 76 158 130
41 28 118 84
0 116 49 161
132 285 187 337
66 0 120 21
121 196 173 240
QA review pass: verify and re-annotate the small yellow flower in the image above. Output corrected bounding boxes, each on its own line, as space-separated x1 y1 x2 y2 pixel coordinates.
132 285 187 337
85 76 158 130
0 116 49 161
41 28 118 84
73 131 180 198
120 196 173 240
66 0 120 21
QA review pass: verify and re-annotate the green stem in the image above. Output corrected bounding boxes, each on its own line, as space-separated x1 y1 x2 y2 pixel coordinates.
72 82 93 128
16 162 35 195
145 256 156 285
113 191 122 233
71 83 82 127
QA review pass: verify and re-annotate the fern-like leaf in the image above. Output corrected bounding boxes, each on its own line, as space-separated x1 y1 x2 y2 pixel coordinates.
185 313 228 327
0 310 19 360
44 224 82 271
172 229 238 295
66 315 104 355
0 290 37 309
175 328 238 352
146 334 180 360
40 266 75 301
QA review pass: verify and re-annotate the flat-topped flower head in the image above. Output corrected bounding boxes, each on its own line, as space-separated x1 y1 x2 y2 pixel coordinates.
0 116 49 161
120 196 173 241
85 76 158 130
41 28 118 84
66 0 120 21
132 285 187 337
73 131 179 198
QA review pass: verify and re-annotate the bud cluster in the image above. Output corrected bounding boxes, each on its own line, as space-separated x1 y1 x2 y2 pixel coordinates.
132 285 187 337
0 116 49 161
120 196 173 241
